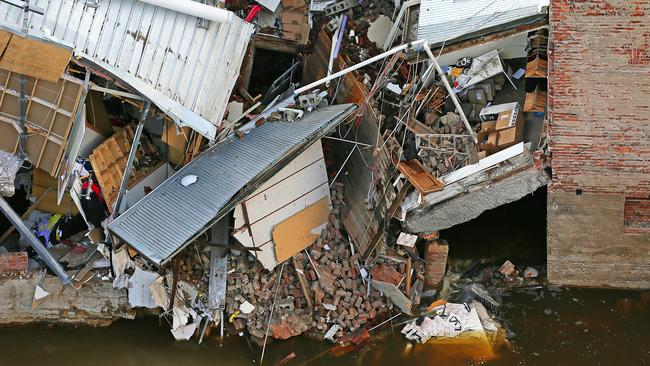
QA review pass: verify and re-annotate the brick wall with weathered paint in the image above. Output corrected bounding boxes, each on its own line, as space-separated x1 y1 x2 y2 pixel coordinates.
548 0 650 288
548 0 650 195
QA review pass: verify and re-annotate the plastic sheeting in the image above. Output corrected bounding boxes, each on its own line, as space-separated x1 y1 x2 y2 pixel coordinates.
0 151 20 197
402 302 484 343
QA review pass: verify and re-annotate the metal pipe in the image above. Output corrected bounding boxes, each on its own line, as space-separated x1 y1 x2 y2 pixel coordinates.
89 84 144 101
0 197 71 285
294 39 426 95
325 16 341 88
329 144 357 188
333 15 347 59
382 0 420 50
322 135 373 147
137 0 231 23
113 100 151 217
260 262 285 366
422 43 478 143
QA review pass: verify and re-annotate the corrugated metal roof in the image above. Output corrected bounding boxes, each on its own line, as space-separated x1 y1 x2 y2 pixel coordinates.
109 103 357 265
0 0 254 140
417 0 548 46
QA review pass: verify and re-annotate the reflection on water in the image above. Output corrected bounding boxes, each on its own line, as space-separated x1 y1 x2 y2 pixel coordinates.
0 287 648 366
2 191 648 365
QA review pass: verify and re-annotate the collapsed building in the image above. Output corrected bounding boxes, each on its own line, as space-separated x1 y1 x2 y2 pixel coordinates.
0 0 646 355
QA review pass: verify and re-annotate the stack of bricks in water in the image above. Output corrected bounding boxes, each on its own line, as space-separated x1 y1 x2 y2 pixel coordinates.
225 182 390 340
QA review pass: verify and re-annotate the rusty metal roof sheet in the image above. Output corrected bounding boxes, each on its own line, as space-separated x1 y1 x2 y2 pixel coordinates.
417 0 548 46
108 104 357 265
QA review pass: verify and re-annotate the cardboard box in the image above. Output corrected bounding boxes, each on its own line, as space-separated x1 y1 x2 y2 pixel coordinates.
488 130 499 146
496 110 514 129
497 125 524 149
478 130 499 154
481 120 497 132
496 109 524 134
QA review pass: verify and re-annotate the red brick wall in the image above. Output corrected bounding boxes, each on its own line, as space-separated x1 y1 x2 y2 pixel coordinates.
548 0 650 197
624 197 650 233
0 252 28 273
548 1 650 289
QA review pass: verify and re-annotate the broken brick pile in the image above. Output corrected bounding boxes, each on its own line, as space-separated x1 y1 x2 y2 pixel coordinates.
225 182 393 341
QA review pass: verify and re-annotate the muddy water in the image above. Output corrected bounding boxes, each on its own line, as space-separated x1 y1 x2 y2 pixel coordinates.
0 287 648 365
2 191 649 365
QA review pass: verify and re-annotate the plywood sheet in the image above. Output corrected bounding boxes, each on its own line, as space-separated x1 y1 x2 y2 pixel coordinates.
162 121 189 165
0 30 71 82
272 197 330 263
32 168 78 214
232 141 330 270
0 68 83 176
89 124 161 212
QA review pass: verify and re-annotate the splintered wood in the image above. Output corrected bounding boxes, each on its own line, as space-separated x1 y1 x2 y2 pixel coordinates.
89 124 160 212
525 56 547 78
397 159 444 194
0 68 82 176
524 88 547 112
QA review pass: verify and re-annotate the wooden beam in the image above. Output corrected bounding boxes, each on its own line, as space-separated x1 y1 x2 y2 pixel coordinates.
292 256 313 310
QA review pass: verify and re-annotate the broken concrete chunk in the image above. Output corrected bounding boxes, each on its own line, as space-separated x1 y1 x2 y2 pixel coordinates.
396 232 418 247
523 267 539 278
239 300 255 314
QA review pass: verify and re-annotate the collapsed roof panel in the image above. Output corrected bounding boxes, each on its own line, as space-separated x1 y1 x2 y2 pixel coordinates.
109 104 357 265
0 0 254 140
417 0 548 46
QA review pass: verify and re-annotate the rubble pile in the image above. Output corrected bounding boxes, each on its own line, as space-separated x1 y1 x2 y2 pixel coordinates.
416 112 474 177
225 182 392 341
334 0 396 63
0 0 554 358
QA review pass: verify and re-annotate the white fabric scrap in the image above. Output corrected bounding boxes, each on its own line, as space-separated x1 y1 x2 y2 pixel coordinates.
181 175 198 187
396 232 418 247
172 307 190 330
401 302 484 343
127 267 160 308
111 247 135 289
33 285 49 301
171 319 200 341
386 82 402 94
